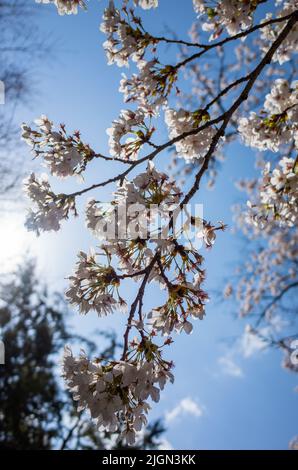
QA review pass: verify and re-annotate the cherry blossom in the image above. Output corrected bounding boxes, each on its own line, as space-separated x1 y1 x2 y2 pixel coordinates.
238 79 298 152
132 0 158 9
63 337 173 444
245 157 298 228
148 281 207 336
23 173 76 235
21 116 95 178
35 0 87 15
165 108 216 162
119 59 176 116
193 0 257 39
106 109 152 159
100 1 155 67
260 0 298 64
66 251 126 315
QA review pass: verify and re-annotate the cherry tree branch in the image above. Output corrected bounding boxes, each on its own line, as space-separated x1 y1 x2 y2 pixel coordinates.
149 11 295 53
65 12 297 175
181 11 298 206
121 252 159 360
172 11 297 70
66 12 298 214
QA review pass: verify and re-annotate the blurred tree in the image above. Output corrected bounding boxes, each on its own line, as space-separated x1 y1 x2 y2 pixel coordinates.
0 260 165 450
0 1 51 200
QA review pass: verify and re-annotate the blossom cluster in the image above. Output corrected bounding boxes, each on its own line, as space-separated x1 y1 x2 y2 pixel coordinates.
63 339 173 445
85 162 181 241
99 0 179 121
131 0 158 9
100 1 155 67
120 59 177 116
107 108 153 159
260 0 298 65
21 115 95 178
246 157 298 228
165 108 216 162
66 235 213 336
70 164 219 339
35 0 87 15
23 173 76 235
66 251 127 315
148 277 207 336
36 0 159 16
233 155 298 324
193 0 257 39
238 79 298 152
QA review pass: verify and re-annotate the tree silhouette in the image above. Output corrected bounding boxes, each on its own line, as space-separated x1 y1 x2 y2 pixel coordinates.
0 260 165 450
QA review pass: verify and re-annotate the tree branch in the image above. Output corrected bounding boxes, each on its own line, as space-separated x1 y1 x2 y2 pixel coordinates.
172 12 297 69
181 11 298 207
121 252 159 360
256 280 298 327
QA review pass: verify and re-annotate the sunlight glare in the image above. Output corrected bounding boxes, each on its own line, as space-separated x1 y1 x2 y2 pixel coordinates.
0 214 35 272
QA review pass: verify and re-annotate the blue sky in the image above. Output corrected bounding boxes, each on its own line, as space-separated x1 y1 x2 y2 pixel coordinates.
1 0 297 450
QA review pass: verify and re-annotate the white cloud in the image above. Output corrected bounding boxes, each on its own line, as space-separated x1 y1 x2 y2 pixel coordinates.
158 438 173 450
240 326 268 358
239 318 287 359
216 320 286 380
165 397 204 423
218 354 243 378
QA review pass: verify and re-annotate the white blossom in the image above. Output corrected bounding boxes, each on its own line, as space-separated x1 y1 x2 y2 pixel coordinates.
62 340 173 444
196 223 217 248
35 0 86 15
85 199 116 239
260 1 298 64
245 157 298 228
148 282 207 336
165 108 216 162
193 0 256 39
21 116 95 178
132 0 158 9
100 1 153 67
106 109 148 159
238 79 298 152
99 162 182 243
23 173 76 235
119 60 175 116
66 251 124 315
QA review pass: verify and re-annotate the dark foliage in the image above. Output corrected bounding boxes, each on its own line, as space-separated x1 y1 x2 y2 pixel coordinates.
0 261 165 450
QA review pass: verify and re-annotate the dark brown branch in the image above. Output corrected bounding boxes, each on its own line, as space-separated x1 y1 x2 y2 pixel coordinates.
157 256 173 290
173 11 297 70
181 11 298 207
121 252 159 360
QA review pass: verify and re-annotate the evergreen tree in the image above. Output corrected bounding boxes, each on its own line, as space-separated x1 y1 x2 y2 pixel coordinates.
0 260 165 450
